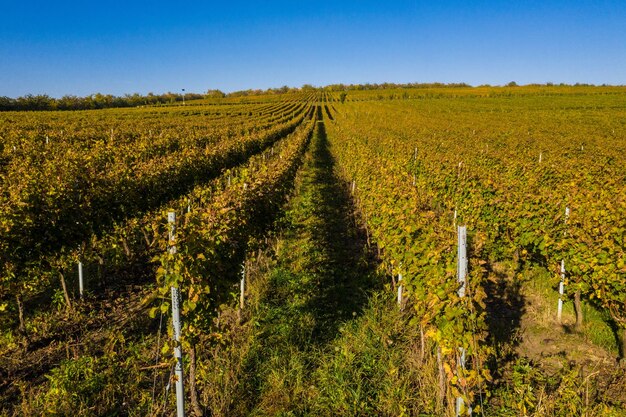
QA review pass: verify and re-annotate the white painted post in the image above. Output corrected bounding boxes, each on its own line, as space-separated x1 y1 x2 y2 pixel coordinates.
558 207 569 322
455 390 464 414
168 211 185 417
558 260 565 322
456 225 470 416
457 226 467 298
351 180 356 194
240 263 245 310
539 152 542 164
414 146 417 161
455 350 472 417
78 261 84 299
456 346 467 417
228 174 231 187
171 286 185 417
397 271 403 307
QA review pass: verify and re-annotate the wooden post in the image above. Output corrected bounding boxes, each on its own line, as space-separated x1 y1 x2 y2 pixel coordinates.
437 346 446 407
59 271 72 313
16 294 25 334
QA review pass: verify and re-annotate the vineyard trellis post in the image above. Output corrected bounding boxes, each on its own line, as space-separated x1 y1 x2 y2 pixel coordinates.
456 347 468 417
456 225 470 416
397 269 403 308
457 226 467 298
240 262 246 310
78 260 84 299
558 207 569 323
168 211 185 417
558 260 565 322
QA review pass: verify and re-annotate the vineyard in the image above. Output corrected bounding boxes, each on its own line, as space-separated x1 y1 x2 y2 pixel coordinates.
0 86 625 416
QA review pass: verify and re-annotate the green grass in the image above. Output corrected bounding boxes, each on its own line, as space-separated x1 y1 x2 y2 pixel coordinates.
524 265 619 354
225 121 450 416
236 121 383 415
196 120 443 416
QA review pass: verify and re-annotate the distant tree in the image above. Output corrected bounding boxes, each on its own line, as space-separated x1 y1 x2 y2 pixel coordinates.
507 81 518 87
0 96 13 111
205 89 226 98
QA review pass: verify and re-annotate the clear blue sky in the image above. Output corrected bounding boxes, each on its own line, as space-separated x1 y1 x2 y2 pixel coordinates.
1 0 625 97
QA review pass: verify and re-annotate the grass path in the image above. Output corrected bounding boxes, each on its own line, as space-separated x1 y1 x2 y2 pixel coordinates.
234 120 381 415
202 118 444 417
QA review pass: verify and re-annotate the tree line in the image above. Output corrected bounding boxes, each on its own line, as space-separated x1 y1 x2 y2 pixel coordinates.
0 92 205 112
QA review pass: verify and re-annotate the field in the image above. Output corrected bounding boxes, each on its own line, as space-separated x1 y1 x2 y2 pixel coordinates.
0 86 625 416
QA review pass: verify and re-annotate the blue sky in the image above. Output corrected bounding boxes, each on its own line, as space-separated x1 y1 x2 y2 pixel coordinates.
1 0 625 97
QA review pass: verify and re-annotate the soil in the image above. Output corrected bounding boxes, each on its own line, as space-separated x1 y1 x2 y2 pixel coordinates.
484 261 626 405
